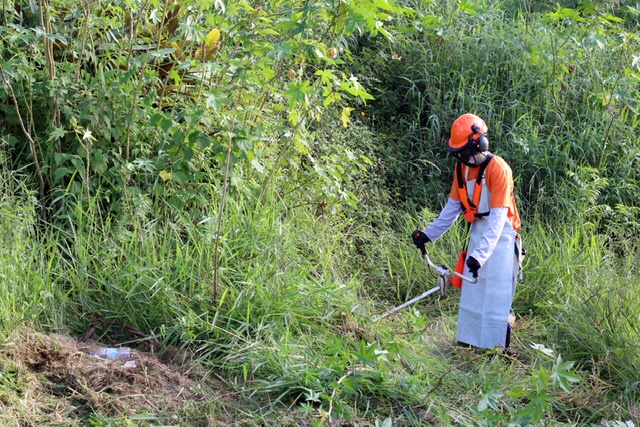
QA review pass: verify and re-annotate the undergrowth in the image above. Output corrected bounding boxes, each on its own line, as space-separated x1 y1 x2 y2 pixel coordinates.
1 169 637 424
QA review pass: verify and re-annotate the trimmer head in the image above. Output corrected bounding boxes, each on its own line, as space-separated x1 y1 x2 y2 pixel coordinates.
436 270 453 297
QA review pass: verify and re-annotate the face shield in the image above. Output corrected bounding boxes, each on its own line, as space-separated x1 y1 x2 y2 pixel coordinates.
449 143 488 167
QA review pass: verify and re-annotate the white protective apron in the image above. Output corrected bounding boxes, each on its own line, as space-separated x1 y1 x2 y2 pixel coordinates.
455 166 520 348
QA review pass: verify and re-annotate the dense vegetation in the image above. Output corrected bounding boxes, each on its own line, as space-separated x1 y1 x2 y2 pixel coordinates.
0 0 638 425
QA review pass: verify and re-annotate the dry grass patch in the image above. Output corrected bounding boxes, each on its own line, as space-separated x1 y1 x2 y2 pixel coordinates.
0 328 222 426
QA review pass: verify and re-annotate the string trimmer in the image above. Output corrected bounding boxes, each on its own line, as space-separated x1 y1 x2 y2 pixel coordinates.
373 247 478 322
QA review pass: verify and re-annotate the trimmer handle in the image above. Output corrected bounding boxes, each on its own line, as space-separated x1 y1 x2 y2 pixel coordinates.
422 249 478 285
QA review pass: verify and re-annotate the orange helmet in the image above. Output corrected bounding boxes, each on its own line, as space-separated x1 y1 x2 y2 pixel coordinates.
447 114 488 152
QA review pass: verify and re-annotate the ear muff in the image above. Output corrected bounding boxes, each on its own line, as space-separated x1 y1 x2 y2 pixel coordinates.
470 124 489 151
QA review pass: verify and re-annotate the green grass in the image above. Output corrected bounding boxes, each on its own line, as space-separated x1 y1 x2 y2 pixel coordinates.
1 175 636 425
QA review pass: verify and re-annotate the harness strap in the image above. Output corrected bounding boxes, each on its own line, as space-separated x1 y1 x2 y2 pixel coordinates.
456 155 494 223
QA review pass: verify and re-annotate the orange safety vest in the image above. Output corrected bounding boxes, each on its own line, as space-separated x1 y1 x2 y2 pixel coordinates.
455 155 494 224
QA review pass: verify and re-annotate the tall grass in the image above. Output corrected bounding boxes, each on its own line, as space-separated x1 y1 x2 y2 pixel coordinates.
361 1 640 233
0 160 61 335
0 158 637 424
513 221 639 421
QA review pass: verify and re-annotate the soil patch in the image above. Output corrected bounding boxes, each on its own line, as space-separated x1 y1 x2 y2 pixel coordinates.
0 328 223 426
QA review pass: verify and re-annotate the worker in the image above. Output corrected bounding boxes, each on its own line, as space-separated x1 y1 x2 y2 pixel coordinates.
411 113 522 350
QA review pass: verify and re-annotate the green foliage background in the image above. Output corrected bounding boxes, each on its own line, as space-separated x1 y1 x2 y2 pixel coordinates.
0 0 638 425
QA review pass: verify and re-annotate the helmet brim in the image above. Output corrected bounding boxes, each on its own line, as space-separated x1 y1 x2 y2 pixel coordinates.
447 138 475 153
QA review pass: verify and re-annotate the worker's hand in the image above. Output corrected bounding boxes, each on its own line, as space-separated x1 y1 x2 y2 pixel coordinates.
466 256 481 278
411 229 430 254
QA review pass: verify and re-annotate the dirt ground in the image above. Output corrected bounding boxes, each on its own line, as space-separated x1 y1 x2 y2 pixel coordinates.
0 328 228 426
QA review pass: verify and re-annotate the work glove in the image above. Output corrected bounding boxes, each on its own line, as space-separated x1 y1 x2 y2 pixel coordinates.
411 229 430 254
466 256 481 278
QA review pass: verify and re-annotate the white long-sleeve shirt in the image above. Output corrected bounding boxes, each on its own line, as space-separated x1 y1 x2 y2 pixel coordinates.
424 197 508 266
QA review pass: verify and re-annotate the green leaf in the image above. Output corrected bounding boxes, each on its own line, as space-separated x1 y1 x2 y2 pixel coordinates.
182 145 194 162
550 355 581 391
532 366 550 391
196 133 211 149
304 389 322 403
457 0 480 15
421 15 440 29
47 126 66 142
91 150 108 174
372 0 413 15
599 13 623 23
160 118 173 133
250 158 264 173
522 393 554 422
267 41 295 61
477 389 504 411
172 130 185 147
547 7 586 22
206 89 229 112
505 387 527 399
234 137 252 153
171 171 188 184
70 156 85 175
53 167 74 184
340 376 357 395
315 69 338 85
285 80 313 108
360 155 373 166
340 75 375 103
352 341 379 366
